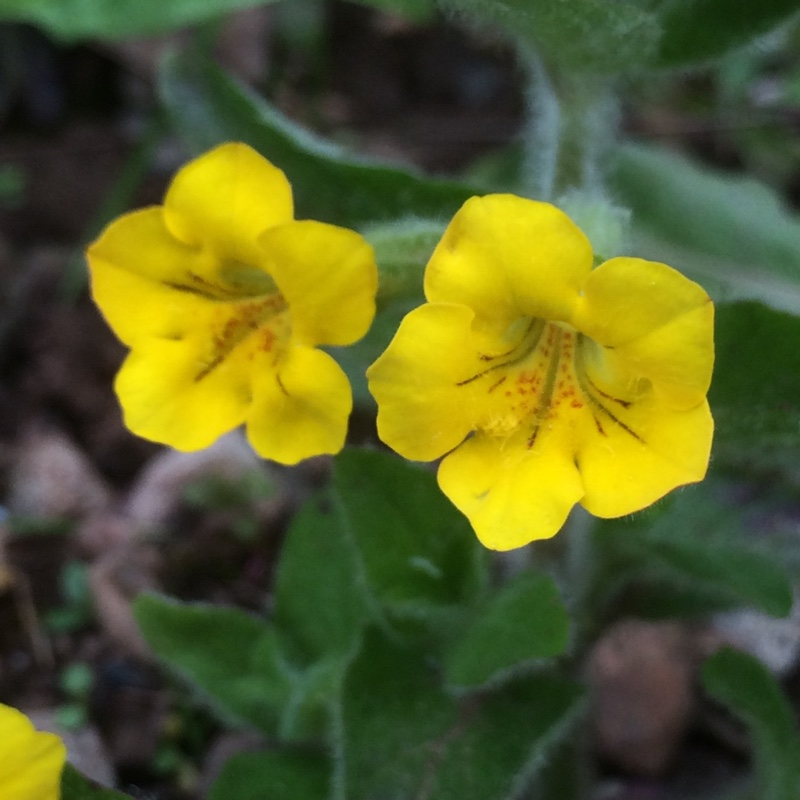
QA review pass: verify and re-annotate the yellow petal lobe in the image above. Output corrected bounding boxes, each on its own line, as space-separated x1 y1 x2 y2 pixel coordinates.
575 257 711 347
87 208 221 346
368 303 488 462
438 429 584 550
260 220 377 347
424 194 593 326
577 398 713 518
114 317 261 451
575 257 714 407
0 704 66 800
164 142 293 265
247 346 352 464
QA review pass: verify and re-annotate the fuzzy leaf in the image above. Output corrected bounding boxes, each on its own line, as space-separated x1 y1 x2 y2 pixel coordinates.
279 655 345 742
365 217 443 305
712 302 800 474
133 594 291 734
274 494 370 665
438 0 660 73
444 571 570 688
638 535 792 619
332 448 488 618
0 0 277 41
703 647 800 800
654 0 800 68
208 750 330 800
613 144 800 315
592 482 793 620
338 627 584 800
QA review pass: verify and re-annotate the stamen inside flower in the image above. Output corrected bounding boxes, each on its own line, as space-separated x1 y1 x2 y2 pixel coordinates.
197 292 290 382
151 254 291 384
461 319 646 448
162 257 279 301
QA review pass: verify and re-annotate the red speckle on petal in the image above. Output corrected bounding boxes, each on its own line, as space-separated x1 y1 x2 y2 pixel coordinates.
261 327 276 352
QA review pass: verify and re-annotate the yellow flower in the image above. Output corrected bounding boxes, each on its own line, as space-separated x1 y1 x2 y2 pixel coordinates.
87 143 377 465
367 195 714 550
0 703 66 800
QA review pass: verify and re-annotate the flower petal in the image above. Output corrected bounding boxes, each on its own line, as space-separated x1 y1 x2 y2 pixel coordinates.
367 303 491 462
608 304 714 408
114 334 254 451
87 208 222 346
437 428 584 550
164 142 293 264
424 194 593 327
577 395 714 518
260 220 377 347
575 257 714 406
247 346 352 464
1 705 65 800
576 257 710 345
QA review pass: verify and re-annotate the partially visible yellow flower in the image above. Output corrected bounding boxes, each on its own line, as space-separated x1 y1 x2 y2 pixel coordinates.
367 195 714 550
0 703 66 800
87 143 377 465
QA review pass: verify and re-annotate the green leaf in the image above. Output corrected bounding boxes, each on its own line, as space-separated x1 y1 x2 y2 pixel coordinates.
438 0 661 73
332 449 488 617
338 627 584 800
0 0 277 41
280 655 345 742
274 494 370 664
365 217 443 304
133 594 292 734
703 647 800 800
61 764 130 800
272 447 488 736
640 536 792 619
272 449 487 738
209 750 330 800
429 677 583 800
612 144 800 315
654 0 800 69
711 302 800 473
444 571 570 688
592 483 793 621
158 52 479 228
355 0 435 22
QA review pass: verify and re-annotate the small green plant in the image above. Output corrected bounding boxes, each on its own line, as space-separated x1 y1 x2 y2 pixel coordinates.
45 561 93 634
56 662 94 731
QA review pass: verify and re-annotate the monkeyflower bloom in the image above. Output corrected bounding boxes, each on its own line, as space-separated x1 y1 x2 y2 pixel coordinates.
367 195 714 550
87 143 377 464
0 703 66 800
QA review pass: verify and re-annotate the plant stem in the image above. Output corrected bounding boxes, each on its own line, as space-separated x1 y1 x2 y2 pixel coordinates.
520 51 619 201
521 50 560 200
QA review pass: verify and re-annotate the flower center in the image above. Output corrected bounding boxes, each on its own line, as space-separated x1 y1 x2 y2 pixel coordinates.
160 258 290 384
197 292 290 382
462 319 643 447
